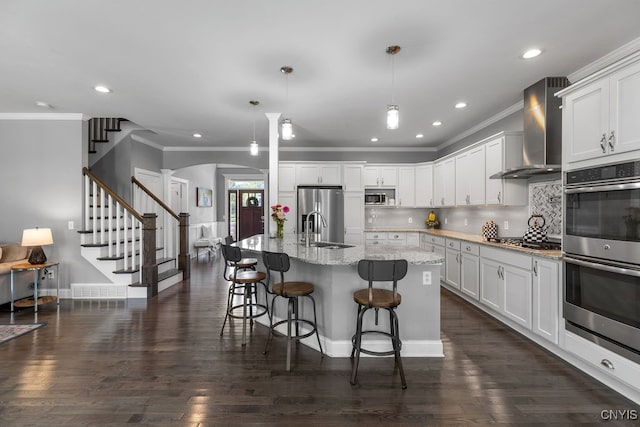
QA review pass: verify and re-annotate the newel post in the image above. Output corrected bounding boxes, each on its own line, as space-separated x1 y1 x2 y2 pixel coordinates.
179 212 190 280
142 213 158 297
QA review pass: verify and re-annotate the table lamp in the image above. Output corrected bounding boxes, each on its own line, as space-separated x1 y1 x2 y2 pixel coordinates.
21 227 54 264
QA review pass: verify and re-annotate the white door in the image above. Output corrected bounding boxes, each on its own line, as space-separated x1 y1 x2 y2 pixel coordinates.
397 167 415 207
502 265 532 329
415 164 433 207
610 60 640 155
445 247 461 289
460 253 480 300
480 258 502 312
485 137 504 205
532 258 560 344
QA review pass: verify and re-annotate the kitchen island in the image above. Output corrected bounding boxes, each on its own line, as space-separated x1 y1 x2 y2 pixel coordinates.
235 234 444 357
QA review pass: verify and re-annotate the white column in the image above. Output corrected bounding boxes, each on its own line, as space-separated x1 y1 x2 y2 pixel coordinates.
266 112 281 237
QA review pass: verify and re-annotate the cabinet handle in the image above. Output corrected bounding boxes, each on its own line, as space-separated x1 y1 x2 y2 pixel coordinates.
455 253 459 263
441 197 445 206
373 240 379 244
381 178 384 185
376 178 379 186
601 359 615 370
429 198 432 206
600 133 607 153
533 260 538 276
466 246 471 251
497 266 501 279
497 192 501 203
608 131 615 152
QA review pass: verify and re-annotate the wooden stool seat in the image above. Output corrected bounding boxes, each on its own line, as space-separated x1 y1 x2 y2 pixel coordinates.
232 258 258 268
272 281 314 297
234 270 267 283
353 288 401 308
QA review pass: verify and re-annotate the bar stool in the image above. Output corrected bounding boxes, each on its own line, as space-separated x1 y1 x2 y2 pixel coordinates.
350 259 408 389
219 244 269 346
262 250 324 371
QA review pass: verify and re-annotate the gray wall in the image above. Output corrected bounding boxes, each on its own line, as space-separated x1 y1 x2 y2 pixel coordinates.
173 164 217 224
164 150 267 171
438 110 523 158
0 118 108 292
215 167 264 220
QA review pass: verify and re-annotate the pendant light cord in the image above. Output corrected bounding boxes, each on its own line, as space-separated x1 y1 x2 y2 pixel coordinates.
391 54 395 104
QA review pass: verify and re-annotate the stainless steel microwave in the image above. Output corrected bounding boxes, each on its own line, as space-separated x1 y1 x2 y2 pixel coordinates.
364 193 386 205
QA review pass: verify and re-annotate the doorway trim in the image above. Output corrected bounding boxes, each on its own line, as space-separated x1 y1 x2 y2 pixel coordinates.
223 172 268 241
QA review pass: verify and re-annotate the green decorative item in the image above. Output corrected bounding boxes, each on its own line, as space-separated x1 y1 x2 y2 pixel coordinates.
276 221 284 238
426 210 439 228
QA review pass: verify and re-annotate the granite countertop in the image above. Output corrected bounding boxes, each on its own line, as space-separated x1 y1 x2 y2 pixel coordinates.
365 228 563 260
234 234 444 266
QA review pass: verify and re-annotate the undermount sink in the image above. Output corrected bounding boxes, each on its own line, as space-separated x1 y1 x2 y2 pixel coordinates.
301 241 354 249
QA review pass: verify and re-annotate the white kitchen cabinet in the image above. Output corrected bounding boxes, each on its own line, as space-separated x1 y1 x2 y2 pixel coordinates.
397 167 415 207
460 243 480 300
406 232 420 247
480 246 532 328
532 257 560 344
444 239 461 289
344 191 364 245
434 157 455 207
455 145 485 206
277 192 296 234
421 234 445 279
342 164 364 191
365 232 387 246
484 133 528 206
278 163 296 192
414 163 434 207
387 232 407 246
561 58 640 169
296 163 342 186
364 165 397 187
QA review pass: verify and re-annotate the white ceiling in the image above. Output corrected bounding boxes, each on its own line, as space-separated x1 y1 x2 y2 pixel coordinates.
2 0 640 150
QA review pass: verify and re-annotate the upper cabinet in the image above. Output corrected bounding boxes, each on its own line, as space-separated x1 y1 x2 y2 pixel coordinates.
364 165 397 187
342 164 364 191
415 164 434 207
396 167 415 207
296 163 342 186
485 133 528 206
278 163 296 192
434 157 455 207
561 57 640 169
455 145 485 206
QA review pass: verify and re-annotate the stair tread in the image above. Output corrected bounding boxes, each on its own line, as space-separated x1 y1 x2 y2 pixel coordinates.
94 247 165 260
128 269 181 287
78 227 139 234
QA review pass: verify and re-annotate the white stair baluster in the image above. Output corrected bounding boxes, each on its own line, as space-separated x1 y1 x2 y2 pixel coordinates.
108 195 113 258
100 189 105 245
92 181 98 245
115 202 121 258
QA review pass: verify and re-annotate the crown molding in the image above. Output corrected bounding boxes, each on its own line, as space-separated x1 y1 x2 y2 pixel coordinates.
162 145 437 152
568 36 640 83
0 113 90 121
437 101 523 151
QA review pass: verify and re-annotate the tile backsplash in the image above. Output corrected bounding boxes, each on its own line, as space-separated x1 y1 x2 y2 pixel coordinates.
529 180 562 237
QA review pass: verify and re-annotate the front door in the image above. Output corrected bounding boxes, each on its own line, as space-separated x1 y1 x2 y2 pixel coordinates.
237 190 264 240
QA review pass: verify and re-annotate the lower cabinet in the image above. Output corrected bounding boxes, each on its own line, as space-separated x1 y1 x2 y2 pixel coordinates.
532 257 560 344
421 234 445 279
502 264 532 329
480 258 502 311
444 239 461 290
460 245 480 300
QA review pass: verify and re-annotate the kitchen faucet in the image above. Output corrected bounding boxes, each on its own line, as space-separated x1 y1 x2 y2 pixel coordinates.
305 209 327 247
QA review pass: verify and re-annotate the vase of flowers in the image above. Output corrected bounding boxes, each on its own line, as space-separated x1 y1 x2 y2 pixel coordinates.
271 204 289 238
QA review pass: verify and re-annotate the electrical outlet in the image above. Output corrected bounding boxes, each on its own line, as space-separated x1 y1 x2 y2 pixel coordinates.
464 218 468 226
504 220 509 230
422 271 432 285
408 217 413 224
47 270 54 280
68 220 74 230
444 218 448 225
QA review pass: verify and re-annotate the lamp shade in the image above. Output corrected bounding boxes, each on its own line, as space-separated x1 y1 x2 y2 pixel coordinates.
250 141 259 156
281 119 293 140
21 228 54 247
386 105 399 129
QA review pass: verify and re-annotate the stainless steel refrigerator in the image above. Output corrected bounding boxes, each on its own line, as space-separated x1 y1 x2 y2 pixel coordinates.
297 186 344 243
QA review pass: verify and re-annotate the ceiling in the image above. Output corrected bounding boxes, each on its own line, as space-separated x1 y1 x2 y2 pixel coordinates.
2 0 640 151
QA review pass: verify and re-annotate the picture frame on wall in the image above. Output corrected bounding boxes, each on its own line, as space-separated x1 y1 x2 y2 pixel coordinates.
197 187 213 207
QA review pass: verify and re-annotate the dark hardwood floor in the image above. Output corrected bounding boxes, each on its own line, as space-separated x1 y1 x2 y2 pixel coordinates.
0 259 637 426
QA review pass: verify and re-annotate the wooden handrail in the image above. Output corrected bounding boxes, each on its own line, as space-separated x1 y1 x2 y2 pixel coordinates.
131 176 179 220
82 167 143 222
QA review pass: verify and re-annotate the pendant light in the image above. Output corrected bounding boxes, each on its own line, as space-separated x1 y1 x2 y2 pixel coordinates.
249 100 259 156
280 66 294 140
386 45 401 130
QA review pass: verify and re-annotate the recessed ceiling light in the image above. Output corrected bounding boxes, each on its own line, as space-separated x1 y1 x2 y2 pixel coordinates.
455 102 467 109
522 48 542 59
94 85 111 93
371 137 379 142
193 133 202 138
416 134 424 139
35 101 52 108
432 121 442 127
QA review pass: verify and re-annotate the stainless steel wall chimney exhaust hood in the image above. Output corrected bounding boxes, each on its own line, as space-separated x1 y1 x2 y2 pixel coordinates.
490 77 570 179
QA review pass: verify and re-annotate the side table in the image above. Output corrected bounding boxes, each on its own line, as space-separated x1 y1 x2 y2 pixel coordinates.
10 261 60 313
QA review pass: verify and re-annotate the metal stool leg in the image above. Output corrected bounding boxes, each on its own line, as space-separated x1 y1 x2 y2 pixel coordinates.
264 294 277 354
350 305 367 385
220 281 236 336
287 298 294 371
309 294 324 357
390 309 407 389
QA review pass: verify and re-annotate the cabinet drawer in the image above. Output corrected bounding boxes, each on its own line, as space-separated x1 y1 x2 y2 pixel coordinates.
422 234 445 246
480 246 531 270
445 239 460 250
461 243 479 256
387 233 406 241
564 331 640 390
365 232 387 241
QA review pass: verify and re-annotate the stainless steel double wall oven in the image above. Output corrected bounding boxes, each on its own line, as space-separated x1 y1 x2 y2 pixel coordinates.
564 160 640 363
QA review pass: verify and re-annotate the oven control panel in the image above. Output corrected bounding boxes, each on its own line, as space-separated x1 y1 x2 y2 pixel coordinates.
566 161 640 185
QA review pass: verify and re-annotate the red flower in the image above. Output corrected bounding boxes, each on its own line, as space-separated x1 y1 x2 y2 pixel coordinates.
282 206 290 214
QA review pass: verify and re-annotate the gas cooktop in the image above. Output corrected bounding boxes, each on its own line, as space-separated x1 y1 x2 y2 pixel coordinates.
494 238 562 251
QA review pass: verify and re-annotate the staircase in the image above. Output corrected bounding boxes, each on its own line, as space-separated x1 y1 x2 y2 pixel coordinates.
76 168 189 300
88 117 126 154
